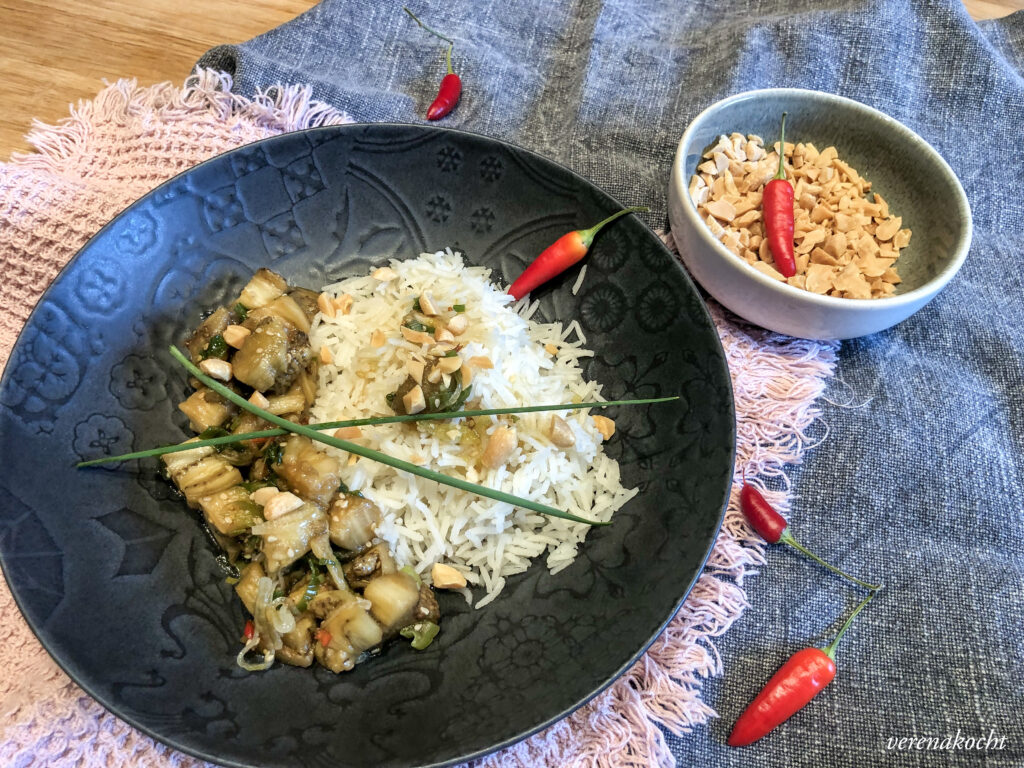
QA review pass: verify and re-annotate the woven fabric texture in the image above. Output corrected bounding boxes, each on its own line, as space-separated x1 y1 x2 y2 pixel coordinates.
194 0 1024 765
0 72 837 766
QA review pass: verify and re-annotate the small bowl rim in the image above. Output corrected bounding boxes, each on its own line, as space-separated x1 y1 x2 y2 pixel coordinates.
673 87 973 313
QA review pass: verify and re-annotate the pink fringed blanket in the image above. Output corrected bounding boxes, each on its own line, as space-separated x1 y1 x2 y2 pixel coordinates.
0 70 837 767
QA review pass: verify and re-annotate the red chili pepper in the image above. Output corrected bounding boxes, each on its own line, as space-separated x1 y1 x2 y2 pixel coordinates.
508 206 649 300
739 483 880 590
242 619 254 642
728 591 876 746
404 7 462 120
316 629 332 648
763 112 796 278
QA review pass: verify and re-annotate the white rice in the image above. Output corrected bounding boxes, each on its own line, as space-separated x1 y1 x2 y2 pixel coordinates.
310 250 637 607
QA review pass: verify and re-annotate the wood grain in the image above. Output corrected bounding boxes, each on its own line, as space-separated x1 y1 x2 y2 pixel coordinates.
0 0 316 157
0 0 1020 158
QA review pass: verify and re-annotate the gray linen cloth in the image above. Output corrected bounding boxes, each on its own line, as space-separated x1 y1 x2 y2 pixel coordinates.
199 1 1024 765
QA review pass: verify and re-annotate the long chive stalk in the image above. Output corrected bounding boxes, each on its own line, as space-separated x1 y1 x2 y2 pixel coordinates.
77 395 678 467
166 346 614 525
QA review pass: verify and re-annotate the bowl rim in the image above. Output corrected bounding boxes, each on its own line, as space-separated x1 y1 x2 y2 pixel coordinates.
672 87 973 312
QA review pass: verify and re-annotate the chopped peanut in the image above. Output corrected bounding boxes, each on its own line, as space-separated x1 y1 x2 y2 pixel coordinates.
334 294 354 315
400 326 434 345
592 414 616 441
199 358 232 381
370 329 386 348
317 292 336 319
250 486 278 506
372 266 397 281
438 355 462 374
263 491 304 520
549 415 575 448
249 391 270 409
544 343 558 356
223 324 251 349
435 328 455 344
419 292 439 316
431 562 467 589
481 426 518 469
403 385 426 415
333 426 362 440
319 346 333 364
468 355 494 369
446 314 468 335
406 359 425 384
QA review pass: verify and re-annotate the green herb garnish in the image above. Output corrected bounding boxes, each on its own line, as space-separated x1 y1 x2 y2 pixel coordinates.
233 303 248 321
199 334 228 360
163 346 614 526
78 393 677 467
403 320 435 334
452 303 466 312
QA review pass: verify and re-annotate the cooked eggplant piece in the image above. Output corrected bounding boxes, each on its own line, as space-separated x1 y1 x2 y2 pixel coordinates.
308 588 358 620
278 615 316 667
277 435 341 508
186 306 232 363
232 316 312 394
178 388 236 433
288 287 321 323
235 561 266 614
197 485 263 536
266 384 309 417
413 583 440 625
363 572 421 634
329 494 383 551
237 268 287 310
266 294 312 335
251 502 327 574
162 441 243 508
342 543 396 590
315 602 384 673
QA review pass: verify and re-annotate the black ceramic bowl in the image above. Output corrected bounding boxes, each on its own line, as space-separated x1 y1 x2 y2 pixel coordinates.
0 124 734 767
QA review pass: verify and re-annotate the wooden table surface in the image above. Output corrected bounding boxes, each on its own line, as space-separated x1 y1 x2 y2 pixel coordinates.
0 0 1020 158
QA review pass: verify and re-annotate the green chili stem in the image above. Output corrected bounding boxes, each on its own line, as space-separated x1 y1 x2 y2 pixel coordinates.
167 346 607 526
76 396 678 467
780 529 881 590
578 206 650 249
823 590 878 659
774 112 788 180
403 7 455 46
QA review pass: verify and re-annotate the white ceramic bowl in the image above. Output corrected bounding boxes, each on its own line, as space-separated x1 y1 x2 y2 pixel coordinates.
667 88 972 340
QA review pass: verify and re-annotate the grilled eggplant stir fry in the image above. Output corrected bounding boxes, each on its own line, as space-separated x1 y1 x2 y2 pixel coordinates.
163 268 440 673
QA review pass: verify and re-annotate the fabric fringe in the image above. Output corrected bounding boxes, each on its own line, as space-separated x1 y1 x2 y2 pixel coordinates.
0 72 838 768
11 68 353 175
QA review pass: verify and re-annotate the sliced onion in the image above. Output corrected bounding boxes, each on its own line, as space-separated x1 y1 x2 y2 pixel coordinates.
270 599 296 634
236 634 275 672
252 576 283 650
311 534 348 591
